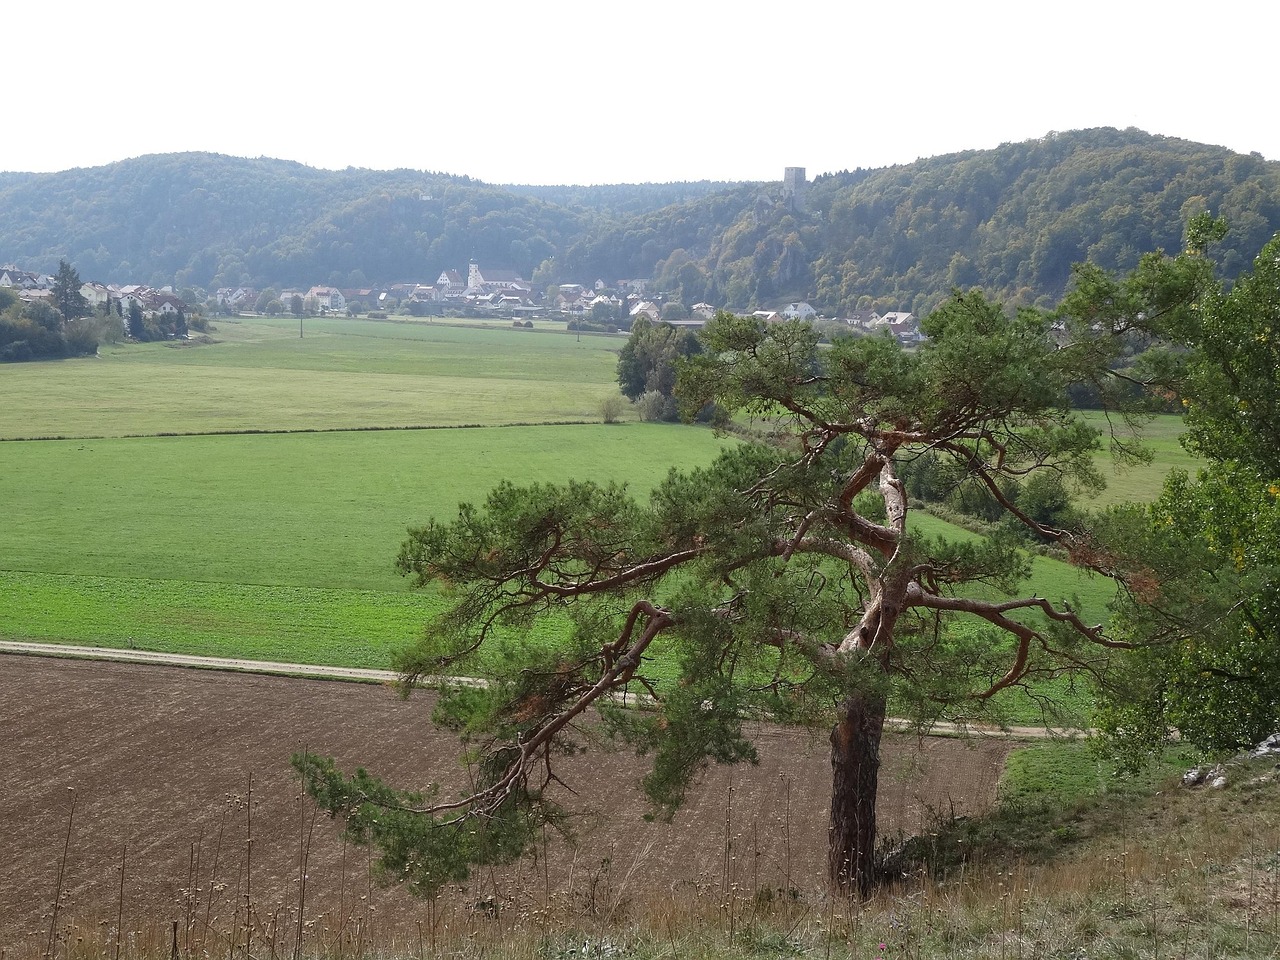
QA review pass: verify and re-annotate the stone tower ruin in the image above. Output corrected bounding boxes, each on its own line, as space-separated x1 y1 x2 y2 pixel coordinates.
782 166 807 212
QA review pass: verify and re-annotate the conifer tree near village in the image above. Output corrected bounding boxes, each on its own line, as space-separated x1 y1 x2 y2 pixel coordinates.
297 230 1232 898
51 259 88 322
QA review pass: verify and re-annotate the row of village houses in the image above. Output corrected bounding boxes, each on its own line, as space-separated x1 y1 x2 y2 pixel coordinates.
2 265 188 319
215 261 627 316
214 260 925 341
5 260 923 343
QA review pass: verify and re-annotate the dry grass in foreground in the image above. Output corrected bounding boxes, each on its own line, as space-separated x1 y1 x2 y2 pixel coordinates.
25 749 1280 960
16 713 1280 959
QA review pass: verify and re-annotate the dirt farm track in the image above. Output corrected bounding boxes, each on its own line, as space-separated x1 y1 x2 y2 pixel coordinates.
0 653 1011 954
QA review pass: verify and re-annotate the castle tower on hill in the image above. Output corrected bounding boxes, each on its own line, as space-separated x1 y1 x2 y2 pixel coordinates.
782 166 807 212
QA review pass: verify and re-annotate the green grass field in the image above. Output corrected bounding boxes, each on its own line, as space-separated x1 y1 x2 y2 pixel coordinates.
1079 411 1195 507
2 428 1118 674
0 318 728 665
0 319 1184 723
2 424 733 589
0 423 737 663
0 317 625 439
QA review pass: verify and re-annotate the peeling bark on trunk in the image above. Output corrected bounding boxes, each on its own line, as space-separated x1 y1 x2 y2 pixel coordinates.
828 688 887 898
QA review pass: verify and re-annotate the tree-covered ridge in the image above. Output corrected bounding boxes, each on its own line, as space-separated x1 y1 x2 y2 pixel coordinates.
502 181 741 215
563 129 1280 314
808 129 1280 314
0 153 604 291
2 130 1278 310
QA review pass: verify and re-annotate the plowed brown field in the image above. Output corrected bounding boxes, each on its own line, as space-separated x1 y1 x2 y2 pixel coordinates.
0 654 1011 955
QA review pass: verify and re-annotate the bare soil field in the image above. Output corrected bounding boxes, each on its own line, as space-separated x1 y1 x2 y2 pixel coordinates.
0 655 1011 956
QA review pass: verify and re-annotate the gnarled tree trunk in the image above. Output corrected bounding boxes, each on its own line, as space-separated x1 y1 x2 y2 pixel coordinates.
828 687 888 898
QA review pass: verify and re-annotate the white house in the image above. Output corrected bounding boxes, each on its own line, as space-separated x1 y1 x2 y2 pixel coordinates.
435 270 466 298
216 287 256 309
781 301 818 320
874 312 924 344
630 301 662 322
844 310 882 329
306 286 347 312
0 266 47 289
80 282 112 309
147 292 186 316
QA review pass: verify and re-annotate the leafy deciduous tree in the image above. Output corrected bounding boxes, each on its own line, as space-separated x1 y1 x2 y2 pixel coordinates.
255 288 279 313
22 299 63 334
1088 221 1280 762
0 315 67 361
615 317 701 412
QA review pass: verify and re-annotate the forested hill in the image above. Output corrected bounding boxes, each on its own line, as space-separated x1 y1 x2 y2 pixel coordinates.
560 128 1280 315
0 153 605 290
2 129 1278 311
502 181 740 215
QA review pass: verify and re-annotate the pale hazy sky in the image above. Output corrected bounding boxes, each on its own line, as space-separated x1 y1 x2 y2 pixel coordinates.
4 0 1272 185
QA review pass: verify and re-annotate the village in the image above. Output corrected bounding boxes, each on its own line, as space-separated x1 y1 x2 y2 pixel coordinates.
2 258 926 343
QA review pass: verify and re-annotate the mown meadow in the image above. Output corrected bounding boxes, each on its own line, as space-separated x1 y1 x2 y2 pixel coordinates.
1078 410 1197 508
0 317 738 667
0 316 618 438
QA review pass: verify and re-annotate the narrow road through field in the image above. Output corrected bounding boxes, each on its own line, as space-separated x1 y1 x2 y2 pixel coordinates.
0 639 400 682
0 640 1076 739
